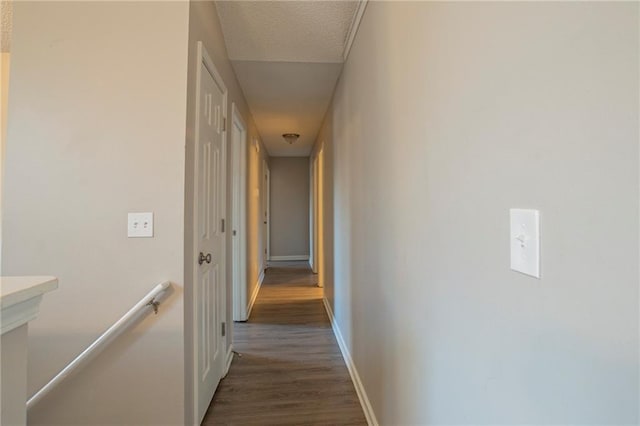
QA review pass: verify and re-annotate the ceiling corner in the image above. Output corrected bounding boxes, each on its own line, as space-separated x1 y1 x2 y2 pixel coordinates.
342 0 368 62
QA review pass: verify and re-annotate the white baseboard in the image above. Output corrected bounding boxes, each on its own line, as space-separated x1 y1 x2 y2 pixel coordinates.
322 297 378 426
246 269 264 319
269 255 309 261
224 344 233 376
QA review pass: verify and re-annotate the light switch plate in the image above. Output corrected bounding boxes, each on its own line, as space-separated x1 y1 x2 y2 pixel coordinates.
128 212 154 238
510 209 540 278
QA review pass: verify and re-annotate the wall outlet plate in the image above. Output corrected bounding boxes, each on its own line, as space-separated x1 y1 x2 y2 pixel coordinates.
510 209 540 278
128 212 154 238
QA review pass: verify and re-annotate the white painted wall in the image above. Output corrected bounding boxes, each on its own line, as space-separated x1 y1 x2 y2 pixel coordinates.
3 2 268 424
269 156 310 258
3 2 190 424
0 52 9 273
317 2 639 424
1 0 11 272
1 325 28 425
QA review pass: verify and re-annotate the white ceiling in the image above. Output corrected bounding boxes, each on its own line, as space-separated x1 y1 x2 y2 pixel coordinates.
216 1 362 157
232 60 343 156
1 1 12 53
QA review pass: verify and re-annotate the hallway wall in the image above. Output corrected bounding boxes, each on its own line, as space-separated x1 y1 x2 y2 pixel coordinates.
3 2 268 424
311 123 334 297
269 156 310 259
3 2 190 424
317 2 639 424
0 52 9 272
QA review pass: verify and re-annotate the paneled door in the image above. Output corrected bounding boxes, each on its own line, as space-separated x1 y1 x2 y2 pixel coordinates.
231 105 247 322
194 42 227 425
262 164 270 266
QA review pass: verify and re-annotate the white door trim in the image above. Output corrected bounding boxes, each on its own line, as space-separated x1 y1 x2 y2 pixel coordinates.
231 103 248 322
317 146 324 288
191 41 228 426
263 163 271 263
309 158 316 272
311 155 319 274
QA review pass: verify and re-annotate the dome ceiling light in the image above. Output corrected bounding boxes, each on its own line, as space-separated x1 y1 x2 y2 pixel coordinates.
282 133 300 145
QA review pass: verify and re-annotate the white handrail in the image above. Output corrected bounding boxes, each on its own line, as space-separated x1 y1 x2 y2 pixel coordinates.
27 281 171 409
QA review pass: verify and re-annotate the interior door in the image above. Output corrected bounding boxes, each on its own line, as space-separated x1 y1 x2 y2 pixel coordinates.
231 110 247 322
317 147 324 287
262 165 270 267
309 159 316 272
311 156 319 273
195 57 226 424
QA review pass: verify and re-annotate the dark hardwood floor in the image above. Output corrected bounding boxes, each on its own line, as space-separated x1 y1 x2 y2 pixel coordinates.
202 261 367 426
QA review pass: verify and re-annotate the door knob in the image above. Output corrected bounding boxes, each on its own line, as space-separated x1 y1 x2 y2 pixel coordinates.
198 252 212 265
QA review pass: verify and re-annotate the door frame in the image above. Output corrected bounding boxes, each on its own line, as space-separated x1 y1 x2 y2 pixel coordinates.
309 157 316 272
263 162 271 265
317 146 324 288
231 103 248 322
190 41 228 426
311 144 324 286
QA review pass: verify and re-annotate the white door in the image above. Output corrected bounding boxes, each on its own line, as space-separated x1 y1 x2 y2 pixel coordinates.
194 43 227 424
311 156 319 273
231 105 247 322
262 165 270 266
317 147 324 287
309 159 316 272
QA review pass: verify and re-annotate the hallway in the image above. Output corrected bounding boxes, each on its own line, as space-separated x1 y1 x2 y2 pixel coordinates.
202 262 366 425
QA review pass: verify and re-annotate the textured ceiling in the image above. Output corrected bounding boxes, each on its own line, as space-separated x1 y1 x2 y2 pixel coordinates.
233 60 342 156
216 1 362 156
1 1 12 52
217 1 359 63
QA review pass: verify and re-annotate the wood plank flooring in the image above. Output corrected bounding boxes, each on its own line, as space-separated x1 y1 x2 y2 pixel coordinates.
202 261 367 426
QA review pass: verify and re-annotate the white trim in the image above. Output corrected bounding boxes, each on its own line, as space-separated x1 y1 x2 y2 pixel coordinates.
264 164 271 264
343 0 369 62
231 103 248 322
322 297 378 426
0 277 58 335
269 255 309 261
310 156 317 273
315 146 325 288
224 344 234 376
2 295 43 336
246 268 265 319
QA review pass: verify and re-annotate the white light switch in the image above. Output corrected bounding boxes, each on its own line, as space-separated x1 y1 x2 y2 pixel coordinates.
510 209 540 278
128 212 154 238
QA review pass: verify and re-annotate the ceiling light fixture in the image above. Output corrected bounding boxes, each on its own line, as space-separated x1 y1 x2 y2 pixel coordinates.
282 133 300 145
